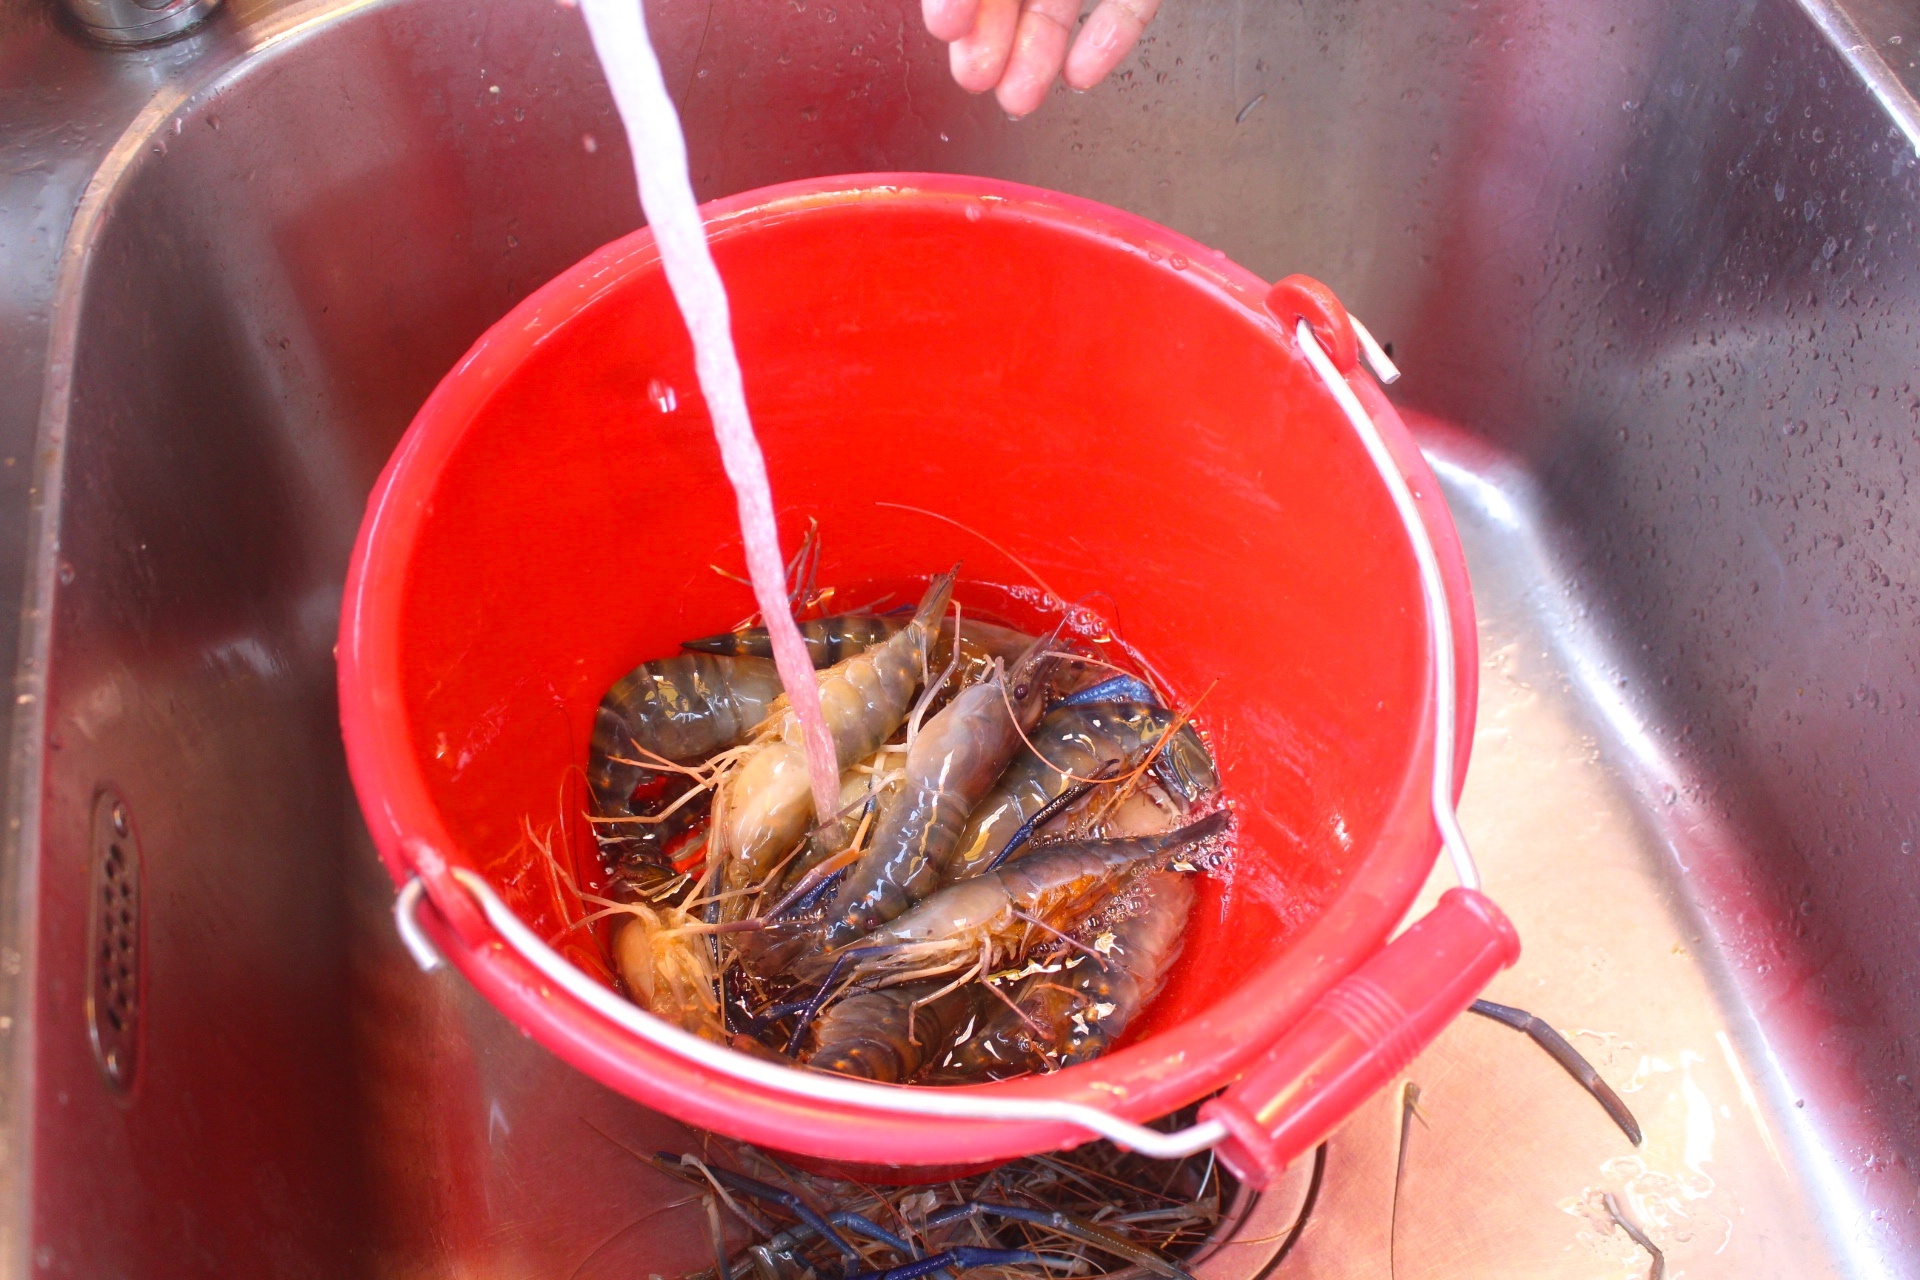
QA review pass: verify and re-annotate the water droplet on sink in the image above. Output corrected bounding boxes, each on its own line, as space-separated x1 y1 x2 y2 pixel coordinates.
1169 255 1188 270
648 379 678 413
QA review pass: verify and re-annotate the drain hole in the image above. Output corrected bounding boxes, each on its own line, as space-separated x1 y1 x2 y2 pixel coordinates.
86 790 141 1093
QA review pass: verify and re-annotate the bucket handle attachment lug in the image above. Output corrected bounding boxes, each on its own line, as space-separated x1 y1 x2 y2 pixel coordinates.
397 836 492 957
1199 888 1519 1185
1266 275 1360 375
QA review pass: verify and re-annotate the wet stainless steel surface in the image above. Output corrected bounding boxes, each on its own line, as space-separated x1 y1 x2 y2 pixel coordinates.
1287 427 1866 1277
3 0 1919 1273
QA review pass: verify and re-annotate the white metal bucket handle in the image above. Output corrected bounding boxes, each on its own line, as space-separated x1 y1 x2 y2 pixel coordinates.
390 314 1480 1159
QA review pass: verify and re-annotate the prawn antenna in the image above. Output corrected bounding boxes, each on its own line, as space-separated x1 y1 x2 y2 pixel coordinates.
875 501 1063 609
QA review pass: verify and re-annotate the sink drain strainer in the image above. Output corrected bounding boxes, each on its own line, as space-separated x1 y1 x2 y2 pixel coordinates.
86 788 141 1092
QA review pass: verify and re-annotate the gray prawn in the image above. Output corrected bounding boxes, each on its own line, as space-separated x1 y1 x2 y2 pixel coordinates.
942 700 1219 882
715 570 956 906
800 811 1228 990
942 871 1194 1079
683 611 905 667
588 653 785 863
810 636 1065 952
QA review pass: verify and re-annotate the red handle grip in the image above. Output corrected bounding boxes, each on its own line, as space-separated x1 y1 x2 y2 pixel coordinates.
1200 888 1519 1186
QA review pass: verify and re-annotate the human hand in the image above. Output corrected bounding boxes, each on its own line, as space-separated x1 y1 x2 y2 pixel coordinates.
923 0 1162 118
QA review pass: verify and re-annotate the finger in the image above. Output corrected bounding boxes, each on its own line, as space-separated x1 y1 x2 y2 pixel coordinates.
923 0 980 44
949 0 1021 94
994 0 1080 117
1063 0 1161 90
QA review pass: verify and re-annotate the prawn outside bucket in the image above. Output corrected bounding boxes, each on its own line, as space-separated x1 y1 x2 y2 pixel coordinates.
338 174 1519 1185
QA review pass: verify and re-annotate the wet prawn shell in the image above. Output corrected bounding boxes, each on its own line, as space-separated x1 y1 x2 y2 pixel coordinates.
944 701 1215 879
717 575 954 892
946 872 1194 1080
685 611 907 666
612 910 726 1043
818 670 1057 946
807 981 977 1082
589 654 784 810
860 840 1160 959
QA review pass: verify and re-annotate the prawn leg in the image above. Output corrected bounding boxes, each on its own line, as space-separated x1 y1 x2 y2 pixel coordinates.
1057 674 1158 707
1467 999 1642 1145
653 1155 863 1262
925 1202 1193 1280
845 1247 1052 1280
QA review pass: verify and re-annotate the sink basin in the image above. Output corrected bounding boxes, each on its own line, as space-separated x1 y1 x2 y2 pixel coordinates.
4 0 1917 1274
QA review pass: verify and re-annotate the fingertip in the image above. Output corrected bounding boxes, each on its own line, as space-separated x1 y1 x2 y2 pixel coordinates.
949 0 1019 93
950 40 999 94
994 75 1047 118
922 0 978 44
1063 4 1143 89
995 0 1076 118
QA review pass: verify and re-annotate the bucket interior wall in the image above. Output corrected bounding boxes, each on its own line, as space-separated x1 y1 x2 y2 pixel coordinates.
394 194 1429 1038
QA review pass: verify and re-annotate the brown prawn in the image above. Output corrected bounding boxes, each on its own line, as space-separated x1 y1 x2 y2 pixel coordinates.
611 903 727 1042
588 654 785 864
942 871 1194 1079
687 612 1040 689
803 979 981 1082
683 611 905 667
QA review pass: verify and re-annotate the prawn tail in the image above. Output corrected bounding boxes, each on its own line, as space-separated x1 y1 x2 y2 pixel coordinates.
912 568 960 634
678 631 755 658
1146 810 1232 863
1153 723 1220 806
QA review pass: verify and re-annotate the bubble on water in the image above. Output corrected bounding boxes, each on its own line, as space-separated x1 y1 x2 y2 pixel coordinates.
964 203 983 222
1169 255 1188 270
648 379 678 413
582 133 598 153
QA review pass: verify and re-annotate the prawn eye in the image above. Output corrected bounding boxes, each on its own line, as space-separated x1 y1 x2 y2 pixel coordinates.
1014 683 1030 700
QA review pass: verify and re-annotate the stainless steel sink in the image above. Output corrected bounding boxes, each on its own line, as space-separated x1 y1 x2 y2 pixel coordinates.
3 0 1917 1274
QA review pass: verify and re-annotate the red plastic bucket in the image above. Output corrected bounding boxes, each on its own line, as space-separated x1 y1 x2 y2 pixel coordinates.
338 174 1517 1184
